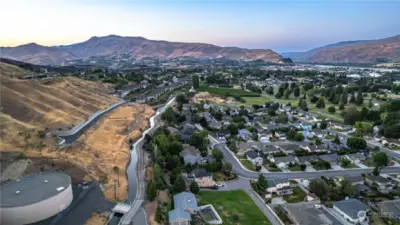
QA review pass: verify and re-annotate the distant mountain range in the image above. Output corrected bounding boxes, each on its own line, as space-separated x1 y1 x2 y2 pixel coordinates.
281 35 400 64
0 35 284 65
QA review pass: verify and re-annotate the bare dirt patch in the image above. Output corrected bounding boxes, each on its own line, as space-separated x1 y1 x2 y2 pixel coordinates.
84 212 108 225
145 200 159 225
192 92 226 104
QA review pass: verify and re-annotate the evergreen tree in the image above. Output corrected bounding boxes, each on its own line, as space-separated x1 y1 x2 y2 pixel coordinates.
147 180 157 201
173 175 187 193
189 181 200 194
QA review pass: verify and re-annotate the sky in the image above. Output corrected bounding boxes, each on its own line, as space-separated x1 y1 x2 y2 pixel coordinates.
0 0 399 52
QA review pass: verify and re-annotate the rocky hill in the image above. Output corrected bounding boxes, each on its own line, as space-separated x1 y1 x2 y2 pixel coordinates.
0 35 284 65
282 35 400 64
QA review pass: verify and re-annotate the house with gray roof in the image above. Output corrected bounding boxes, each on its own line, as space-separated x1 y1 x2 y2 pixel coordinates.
318 153 339 165
168 208 191 225
342 153 366 164
343 175 364 185
285 202 344 225
365 175 396 193
174 192 198 213
378 200 400 221
296 155 318 165
169 192 198 225
333 199 369 224
180 145 202 165
271 156 296 169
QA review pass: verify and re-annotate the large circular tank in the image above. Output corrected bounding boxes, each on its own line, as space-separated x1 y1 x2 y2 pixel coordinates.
0 172 73 225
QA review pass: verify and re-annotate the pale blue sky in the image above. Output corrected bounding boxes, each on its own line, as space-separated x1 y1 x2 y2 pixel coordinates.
0 0 399 52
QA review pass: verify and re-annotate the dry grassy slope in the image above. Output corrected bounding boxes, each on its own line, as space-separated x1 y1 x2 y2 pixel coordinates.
0 62 119 151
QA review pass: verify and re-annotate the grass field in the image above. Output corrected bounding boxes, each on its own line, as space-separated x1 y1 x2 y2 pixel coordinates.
288 165 303 171
198 86 260 97
198 190 272 225
240 159 256 171
283 187 306 203
242 97 270 106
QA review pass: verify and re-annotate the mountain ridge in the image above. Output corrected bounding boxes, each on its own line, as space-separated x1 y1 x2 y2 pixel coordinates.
281 35 400 63
0 35 284 65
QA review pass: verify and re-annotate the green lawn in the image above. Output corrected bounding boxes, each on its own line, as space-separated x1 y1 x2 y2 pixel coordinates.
241 97 270 106
198 86 260 97
288 165 303 171
283 187 306 203
341 163 360 168
274 207 292 224
240 159 256 171
362 159 375 167
198 190 272 225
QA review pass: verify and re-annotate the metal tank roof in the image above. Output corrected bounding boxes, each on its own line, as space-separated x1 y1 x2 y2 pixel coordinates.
0 172 71 207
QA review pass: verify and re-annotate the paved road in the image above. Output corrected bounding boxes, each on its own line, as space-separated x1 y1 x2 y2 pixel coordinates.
326 128 400 158
53 100 127 144
210 139 400 180
120 97 175 225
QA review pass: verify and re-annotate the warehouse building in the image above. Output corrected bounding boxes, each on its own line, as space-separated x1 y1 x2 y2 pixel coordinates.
0 172 73 225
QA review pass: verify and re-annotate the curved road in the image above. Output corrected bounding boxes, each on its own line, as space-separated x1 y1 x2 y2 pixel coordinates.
120 98 176 225
53 100 127 144
210 138 400 180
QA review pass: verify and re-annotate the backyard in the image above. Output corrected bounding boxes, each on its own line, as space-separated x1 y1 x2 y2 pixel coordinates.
198 190 272 225
283 187 306 203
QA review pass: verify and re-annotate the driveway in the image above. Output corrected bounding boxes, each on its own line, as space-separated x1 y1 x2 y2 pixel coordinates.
331 165 344 170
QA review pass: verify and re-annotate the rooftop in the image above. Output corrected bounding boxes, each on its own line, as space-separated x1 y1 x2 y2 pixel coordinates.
333 199 369 219
286 202 343 225
168 208 191 223
174 192 198 212
0 172 71 207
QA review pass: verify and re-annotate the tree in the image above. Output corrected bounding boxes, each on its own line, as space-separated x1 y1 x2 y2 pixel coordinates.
227 123 238 135
173 175 187 193
294 87 300 97
192 75 199 89
340 178 357 198
212 149 224 162
316 97 326 108
169 141 183 156
309 179 329 200
340 158 351 168
346 137 367 149
339 104 345 110
287 129 297 140
294 133 305 141
113 166 120 186
147 180 157 201
341 92 348 104
368 99 373 108
176 94 188 104
300 164 307 171
223 162 232 175
190 181 200 194
344 106 361 125
298 99 308 111
356 90 364 105
354 121 373 136
349 94 356 103
373 152 388 175
332 134 341 144
161 107 177 124
360 107 369 120
315 138 322 145
253 174 268 194
328 106 336 114
320 119 328 129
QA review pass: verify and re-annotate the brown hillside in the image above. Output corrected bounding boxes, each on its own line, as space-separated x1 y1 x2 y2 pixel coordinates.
0 63 119 151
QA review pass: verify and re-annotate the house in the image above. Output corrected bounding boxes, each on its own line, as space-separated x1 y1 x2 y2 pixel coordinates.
169 192 198 225
378 200 400 221
259 144 282 155
174 192 198 213
342 153 366 164
307 144 327 153
296 155 318 166
274 131 287 140
285 202 344 225
333 199 369 224
182 104 195 112
246 150 263 166
180 145 202 165
267 178 292 195
167 126 180 134
278 143 302 154
365 175 396 193
237 129 253 140
328 121 353 131
354 183 370 194
202 155 216 164
168 208 191 225
343 175 364 185
181 123 195 142
318 153 339 165
382 138 400 148
203 112 221 129
271 156 296 169
188 168 215 187
300 122 313 131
